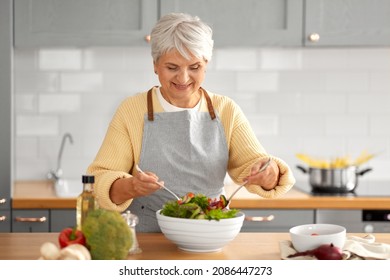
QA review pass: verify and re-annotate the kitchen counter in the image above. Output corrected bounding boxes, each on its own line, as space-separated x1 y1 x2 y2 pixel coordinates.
1 232 389 260
12 180 390 210
13 180 76 209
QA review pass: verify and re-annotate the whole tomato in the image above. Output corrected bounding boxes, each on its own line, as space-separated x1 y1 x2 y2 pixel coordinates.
58 227 86 249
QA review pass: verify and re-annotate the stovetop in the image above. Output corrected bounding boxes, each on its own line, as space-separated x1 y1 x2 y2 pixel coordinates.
294 180 390 197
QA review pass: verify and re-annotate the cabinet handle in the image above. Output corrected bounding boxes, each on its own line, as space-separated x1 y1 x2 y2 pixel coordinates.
144 35 151 43
308 33 320 42
0 198 6 204
0 216 6 222
245 214 274 222
15 216 47 223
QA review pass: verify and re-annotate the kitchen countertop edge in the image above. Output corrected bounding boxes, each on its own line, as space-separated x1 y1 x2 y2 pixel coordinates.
11 180 390 210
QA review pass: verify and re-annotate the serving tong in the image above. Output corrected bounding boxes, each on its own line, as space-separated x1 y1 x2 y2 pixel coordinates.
135 165 181 201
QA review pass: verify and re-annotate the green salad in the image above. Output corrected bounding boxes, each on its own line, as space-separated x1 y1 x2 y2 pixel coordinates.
161 192 239 221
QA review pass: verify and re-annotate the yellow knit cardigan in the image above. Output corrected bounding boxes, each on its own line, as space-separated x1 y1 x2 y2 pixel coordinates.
87 87 295 211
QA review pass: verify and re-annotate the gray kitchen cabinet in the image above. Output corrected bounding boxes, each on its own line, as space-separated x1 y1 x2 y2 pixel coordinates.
14 0 158 48
0 0 12 232
161 0 303 47
12 210 50 232
12 209 76 232
240 209 314 232
13 0 390 48
0 211 12 232
305 0 390 46
50 209 76 232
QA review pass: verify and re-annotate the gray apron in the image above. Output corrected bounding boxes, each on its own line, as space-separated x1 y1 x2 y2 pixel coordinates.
128 87 229 232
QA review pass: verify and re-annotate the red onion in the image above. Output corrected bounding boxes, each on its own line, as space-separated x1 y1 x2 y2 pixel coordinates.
288 243 343 260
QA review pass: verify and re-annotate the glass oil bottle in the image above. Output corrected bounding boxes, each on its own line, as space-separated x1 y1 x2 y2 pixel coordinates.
76 175 98 230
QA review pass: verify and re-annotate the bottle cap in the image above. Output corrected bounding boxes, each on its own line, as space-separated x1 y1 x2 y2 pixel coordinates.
82 175 95 184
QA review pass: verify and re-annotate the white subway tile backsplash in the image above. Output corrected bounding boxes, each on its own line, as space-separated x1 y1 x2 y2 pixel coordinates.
80 93 123 116
39 94 81 113
214 49 257 71
258 135 303 158
15 158 52 180
348 93 390 114
279 71 326 91
370 72 390 91
325 72 369 91
302 49 348 70
12 47 390 181
259 93 302 114
14 72 60 93
370 115 390 136
246 115 278 135
237 71 279 91
259 49 302 70
16 115 59 136
13 49 37 72
61 72 103 92
14 94 37 113
300 136 348 158
347 49 390 70
122 47 155 71
280 115 325 136
345 137 388 157
227 91 259 114
326 115 368 136
103 72 155 93
39 49 82 70
84 47 133 71
302 93 347 114
366 159 390 180
203 72 237 92
38 135 82 165
15 137 39 158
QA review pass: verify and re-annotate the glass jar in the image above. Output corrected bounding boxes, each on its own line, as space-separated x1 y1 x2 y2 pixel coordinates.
121 210 142 254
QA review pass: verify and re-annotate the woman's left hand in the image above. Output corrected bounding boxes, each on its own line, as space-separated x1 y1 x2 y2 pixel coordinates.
244 158 279 190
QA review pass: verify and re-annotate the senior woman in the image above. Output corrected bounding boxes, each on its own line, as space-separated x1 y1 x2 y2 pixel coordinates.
87 13 295 232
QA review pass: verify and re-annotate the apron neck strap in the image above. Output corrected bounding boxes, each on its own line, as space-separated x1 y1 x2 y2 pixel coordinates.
147 87 216 121
147 87 156 121
201 87 216 120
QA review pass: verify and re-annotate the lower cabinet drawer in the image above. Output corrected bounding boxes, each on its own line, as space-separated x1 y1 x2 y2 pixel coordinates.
240 209 315 232
50 209 76 232
12 210 49 232
0 210 11 232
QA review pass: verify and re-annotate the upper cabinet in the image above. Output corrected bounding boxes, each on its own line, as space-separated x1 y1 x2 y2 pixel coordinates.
304 0 390 47
12 0 390 48
161 0 303 47
13 0 158 48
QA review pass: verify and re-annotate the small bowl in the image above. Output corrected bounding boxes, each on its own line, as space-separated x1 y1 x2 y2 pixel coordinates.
156 210 245 253
289 224 346 252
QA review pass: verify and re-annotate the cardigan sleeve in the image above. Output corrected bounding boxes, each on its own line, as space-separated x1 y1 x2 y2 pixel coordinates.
218 97 295 198
86 93 147 212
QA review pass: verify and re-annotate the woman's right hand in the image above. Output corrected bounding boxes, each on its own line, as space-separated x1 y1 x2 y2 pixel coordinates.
109 171 163 205
131 170 163 197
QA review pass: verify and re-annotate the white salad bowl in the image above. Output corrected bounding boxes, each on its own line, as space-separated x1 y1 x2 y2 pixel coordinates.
289 223 346 252
156 209 245 252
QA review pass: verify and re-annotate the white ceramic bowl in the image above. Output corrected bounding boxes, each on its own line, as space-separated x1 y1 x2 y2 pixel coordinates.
156 210 245 252
289 224 346 252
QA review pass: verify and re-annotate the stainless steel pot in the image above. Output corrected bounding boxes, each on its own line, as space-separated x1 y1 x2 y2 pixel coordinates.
296 165 372 193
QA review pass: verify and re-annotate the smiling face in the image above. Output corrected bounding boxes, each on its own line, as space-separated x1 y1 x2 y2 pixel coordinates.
154 49 208 108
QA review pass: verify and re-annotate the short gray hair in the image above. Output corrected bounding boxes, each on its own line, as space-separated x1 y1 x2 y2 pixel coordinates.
150 13 214 63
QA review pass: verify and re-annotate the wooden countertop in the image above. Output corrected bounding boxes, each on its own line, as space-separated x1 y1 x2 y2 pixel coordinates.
1 232 389 260
12 181 76 209
12 180 390 210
